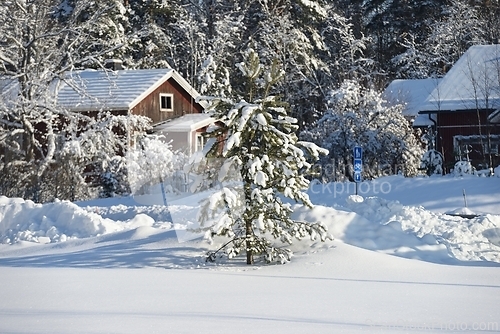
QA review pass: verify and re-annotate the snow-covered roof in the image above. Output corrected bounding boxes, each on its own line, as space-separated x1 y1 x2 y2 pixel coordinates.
56 68 206 111
420 45 500 113
153 113 214 132
383 78 441 117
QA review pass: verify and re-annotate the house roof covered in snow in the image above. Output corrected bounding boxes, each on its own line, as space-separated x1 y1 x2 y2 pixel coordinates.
383 78 441 127
153 113 214 132
57 68 207 111
419 45 500 113
1 68 207 112
383 78 441 118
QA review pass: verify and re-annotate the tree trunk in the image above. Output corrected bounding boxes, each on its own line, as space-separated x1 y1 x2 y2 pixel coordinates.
245 220 253 264
244 181 254 265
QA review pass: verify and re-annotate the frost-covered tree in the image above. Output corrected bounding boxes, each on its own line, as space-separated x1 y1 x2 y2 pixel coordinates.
0 0 134 202
13 112 151 202
322 11 371 84
123 0 208 76
192 49 330 265
208 0 335 128
425 0 487 75
301 80 423 181
392 0 496 79
391 33 435 79
336 0 445 81
194 0 243 97
60 0 130 66
126 0 182 69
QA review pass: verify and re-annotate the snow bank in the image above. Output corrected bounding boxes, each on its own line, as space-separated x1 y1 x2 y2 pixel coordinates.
1 174 499 266
308 175 500 215
0 196 156 244
295 195 500 264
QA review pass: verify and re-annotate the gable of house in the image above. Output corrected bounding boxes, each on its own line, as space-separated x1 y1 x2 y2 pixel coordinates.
131 76 204 124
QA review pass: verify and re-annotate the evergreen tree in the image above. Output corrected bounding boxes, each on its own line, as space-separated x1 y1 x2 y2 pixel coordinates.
322 11 371 84
361 0 447 79
425 0 488 75
192 49 331 265
195 0 244 96
222 0 335 128
394 0 494 78
61 0 130 67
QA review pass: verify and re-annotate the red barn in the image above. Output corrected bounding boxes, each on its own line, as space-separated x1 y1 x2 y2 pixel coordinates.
56 63 213 155
418 45 500 172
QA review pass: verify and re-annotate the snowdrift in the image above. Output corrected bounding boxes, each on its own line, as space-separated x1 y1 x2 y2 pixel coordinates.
0 196 158 244
1 188 499 265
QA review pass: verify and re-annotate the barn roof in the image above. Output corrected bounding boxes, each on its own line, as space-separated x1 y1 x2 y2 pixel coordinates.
56 68 207 111
383 78 441 118
419 45 500 113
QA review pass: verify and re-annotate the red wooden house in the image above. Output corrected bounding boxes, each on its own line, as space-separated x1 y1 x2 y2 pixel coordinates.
56 62 213 155
417 45 500 172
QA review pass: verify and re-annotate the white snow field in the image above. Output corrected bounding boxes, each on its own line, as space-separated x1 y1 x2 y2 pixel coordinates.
1 175 500 333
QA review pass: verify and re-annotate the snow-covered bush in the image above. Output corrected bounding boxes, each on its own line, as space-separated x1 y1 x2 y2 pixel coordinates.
127 134 183 196
300 80 424 181
420 149 443 176
453 161 475 177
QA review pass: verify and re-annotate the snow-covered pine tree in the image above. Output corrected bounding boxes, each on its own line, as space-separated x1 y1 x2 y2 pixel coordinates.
194 0 243 97
62 0 130 67
193 49 331 265
250 0 332 128
420 149 443 176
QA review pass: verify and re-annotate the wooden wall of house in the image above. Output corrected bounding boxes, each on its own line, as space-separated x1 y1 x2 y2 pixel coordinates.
437 110 500 170
130 78 204 124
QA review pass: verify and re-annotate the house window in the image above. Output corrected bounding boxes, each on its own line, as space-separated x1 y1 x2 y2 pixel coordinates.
196 133 206 152
160 93 173 112
454 135 500 159
483 143 499 155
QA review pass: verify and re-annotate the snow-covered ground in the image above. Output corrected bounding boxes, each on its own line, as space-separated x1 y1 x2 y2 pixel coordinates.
1 175 500 333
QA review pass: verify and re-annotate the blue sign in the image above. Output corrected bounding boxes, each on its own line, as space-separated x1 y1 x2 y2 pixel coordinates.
353 146 362 159
354 172 362 183
354 159 362 172
353 146 362 183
